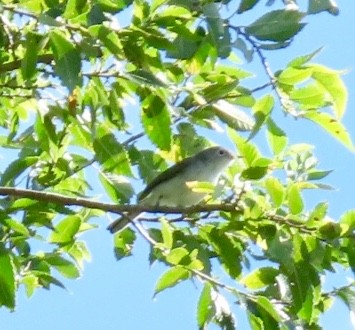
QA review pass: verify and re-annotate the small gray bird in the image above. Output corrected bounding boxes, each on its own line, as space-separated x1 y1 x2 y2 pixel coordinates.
107 146 234 233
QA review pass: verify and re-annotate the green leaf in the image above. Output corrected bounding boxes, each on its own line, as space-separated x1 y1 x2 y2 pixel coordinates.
212 100 255 132
114 228 136 260
45 254 80 279
203 3 231 58
290 83 328 109
205 227 242 277
336 286 355 326
277 67 313 85
21 32 39 80
0 248 15 310
249 95 274 140
245 10 306 42
266 119 287 155
154 266 190 295
242 166 268 180
308 0 339 15
307 202 328 224
303 111 354 151
237 0 261 13
228 129 261 166
67 241 91 269
49 215 81 244
93 125 133 175
99 172 134 203
288 47 323 68
254 296 282 322
265 177 285 208
287 183 304 215
165 247 190 265
160 218 173 249
339 210 355 236
50 30 82 90
141 94 172 150
0 156 39 186
2 218 30 236
155 5 192 18
128 69 168 87
240 267 279 289
307 169 333 181
311 64 348 119
197 283 213 328
21 275 39 298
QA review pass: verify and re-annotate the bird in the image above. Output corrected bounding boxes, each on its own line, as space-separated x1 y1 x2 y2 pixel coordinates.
107 146 234 234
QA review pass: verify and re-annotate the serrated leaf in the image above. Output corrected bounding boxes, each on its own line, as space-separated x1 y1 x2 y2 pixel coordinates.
22 275 39 298
290 83 328 109
128 69 168 87
114 228 136 260
156 5 192 18
339 210 355 236
277 67 313 85
3 218 30 236
241 267 279 289
141 94 172 150
311 64 347 119
0 156 39 186
49 215 81 244
307 202 328 224
228 129 261 166
99 172 134 203
165 247 189 265
266 119 287 155
67 241 91 269
206 227 242 277
265 177 284 207
203 3 231 58
155 266 190 295
249 95 274 140
213 100 255 132
245 10 306 42
0 249 15 309
287 183 304 215
255 296 282 322
88 25 123 56
50 30 82 91
45 255 80 279
197 283 213 328
93 125 133 175
303 111 354 151
287 47 323 68
336 287 355 327
22 32 39 80
237 0 261 13
160 218 173 249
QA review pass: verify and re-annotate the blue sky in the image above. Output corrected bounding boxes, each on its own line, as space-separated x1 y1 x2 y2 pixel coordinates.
1 1 355 329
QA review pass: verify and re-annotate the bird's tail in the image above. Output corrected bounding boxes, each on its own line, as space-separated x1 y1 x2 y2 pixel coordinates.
107 211 141 234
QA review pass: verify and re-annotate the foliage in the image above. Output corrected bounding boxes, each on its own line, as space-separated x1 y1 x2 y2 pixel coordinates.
0 0 353 329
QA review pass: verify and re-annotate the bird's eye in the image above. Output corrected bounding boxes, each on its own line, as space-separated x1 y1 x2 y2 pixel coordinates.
218 149 225 156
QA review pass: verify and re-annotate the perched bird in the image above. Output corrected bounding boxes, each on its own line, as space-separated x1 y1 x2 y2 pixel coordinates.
107 146 234 233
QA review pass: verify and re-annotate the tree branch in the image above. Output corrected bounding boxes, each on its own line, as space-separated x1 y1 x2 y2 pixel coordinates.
0 186 241 215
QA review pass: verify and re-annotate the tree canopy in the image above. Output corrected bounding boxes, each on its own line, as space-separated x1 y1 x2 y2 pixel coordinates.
0 0 354 329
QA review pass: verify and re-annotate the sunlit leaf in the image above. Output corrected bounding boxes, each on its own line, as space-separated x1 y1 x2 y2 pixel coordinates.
303 111 354 151
155 266 190 295
0 249 15 309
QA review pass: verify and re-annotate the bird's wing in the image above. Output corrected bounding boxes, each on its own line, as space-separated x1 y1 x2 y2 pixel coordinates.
138 156 192 201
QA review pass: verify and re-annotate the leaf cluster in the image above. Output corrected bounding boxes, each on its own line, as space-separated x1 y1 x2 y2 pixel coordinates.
0 0 353 329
